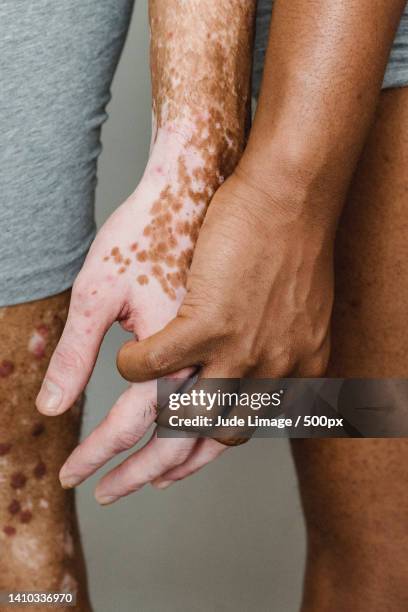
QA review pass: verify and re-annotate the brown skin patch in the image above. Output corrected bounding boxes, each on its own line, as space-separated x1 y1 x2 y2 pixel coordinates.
152 264 164 278
150 201 162 215
33 461 47 479
0 360 15 377
31 422 46 437
8 500 21 515
20 510 33 524
0 443 12 456
37 324 49 337
10 472 27 490
167 272 183 289
3 525 16 537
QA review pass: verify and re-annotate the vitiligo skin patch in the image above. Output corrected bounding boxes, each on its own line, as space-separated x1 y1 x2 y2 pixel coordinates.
0 292 91 611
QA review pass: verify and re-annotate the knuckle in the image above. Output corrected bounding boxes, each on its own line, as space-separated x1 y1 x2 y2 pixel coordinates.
157 442 191 471
52 345 85 373
105 412 144 452
208 314 236 344
300 357 328 378
143 398 159 421
299 337 330 377
270 351 294 376
111 428 140 453
181 302 229 343
172 446 192 466
143 349 168 375
241 350 260 372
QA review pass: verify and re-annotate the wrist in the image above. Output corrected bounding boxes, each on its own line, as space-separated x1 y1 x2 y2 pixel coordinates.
227 160 340 243
147 116 245 181
236 136 347 231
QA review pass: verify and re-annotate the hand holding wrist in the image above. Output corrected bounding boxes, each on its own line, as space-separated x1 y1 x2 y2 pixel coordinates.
231 155 341 242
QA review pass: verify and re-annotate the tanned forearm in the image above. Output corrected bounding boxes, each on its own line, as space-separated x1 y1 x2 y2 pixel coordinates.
240 0 406 223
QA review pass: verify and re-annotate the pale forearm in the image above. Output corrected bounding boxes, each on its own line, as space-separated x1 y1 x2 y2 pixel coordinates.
241 0 406 213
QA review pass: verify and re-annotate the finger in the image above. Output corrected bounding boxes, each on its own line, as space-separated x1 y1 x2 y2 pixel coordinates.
211 375 286 445
36 280 118 415
117 315 206 382
156 370 240 437
59 381 157 489
94 430 198 504
152 438 226 489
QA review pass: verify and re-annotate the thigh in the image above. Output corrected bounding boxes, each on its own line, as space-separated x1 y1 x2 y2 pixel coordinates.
0 292 89 608
291 88 408 606
328 87 408 378
0 291 81 495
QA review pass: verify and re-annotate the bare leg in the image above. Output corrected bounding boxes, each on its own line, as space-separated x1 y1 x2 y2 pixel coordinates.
0 291 91 611
292 88 408 611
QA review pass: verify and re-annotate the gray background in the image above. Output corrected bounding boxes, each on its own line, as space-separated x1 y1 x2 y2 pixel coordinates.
79 2 305 610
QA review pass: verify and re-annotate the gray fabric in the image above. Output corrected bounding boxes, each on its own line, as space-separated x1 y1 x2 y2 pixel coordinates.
0 0 134 307
253 0 408 98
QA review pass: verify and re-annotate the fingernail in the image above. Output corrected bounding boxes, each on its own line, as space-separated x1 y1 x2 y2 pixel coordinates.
95 493 117 506
60 475 79 489
36 380 63 413
153 480 173 490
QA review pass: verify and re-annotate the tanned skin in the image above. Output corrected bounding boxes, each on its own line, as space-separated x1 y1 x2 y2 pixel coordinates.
0 293 91 612
294 89 408 612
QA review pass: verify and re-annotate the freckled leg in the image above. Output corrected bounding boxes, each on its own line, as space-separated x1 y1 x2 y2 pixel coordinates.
0 291 91 611
291 88 408 612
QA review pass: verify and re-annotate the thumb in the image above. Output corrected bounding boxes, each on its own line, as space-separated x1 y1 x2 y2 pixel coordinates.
117 315 204 382
36 283 117 415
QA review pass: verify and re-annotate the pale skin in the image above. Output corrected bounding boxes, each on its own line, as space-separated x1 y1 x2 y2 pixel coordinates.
32 0 408 609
